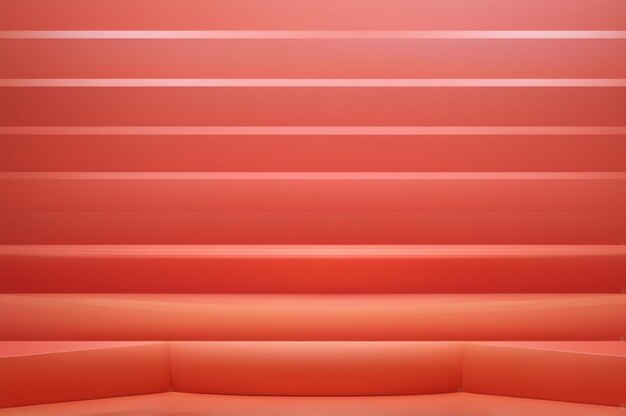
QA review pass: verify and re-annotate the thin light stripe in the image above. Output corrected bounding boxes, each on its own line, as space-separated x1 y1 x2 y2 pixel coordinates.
0 245 624 258
1 30 626 39
1 126 625 135
1 172 624 180
2 78 625 87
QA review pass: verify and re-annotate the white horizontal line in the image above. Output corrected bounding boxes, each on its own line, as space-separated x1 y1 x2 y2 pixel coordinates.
1 172 624 180
2 30 626 39
1 245 625 258
1 127 625 136
2 78 625 87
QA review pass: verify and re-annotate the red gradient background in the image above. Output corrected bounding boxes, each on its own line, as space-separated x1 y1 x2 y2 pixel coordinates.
0 0 625 414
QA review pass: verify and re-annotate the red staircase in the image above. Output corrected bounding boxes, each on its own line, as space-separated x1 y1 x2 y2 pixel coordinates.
0 1 625 414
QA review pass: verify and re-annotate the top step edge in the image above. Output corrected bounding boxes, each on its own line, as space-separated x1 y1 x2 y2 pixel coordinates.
2 30 626 40
2 245 626 258
2 127 626 135
2 172 626 180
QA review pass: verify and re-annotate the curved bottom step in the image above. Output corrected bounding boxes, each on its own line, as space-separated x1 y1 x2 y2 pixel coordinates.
1 341 624 409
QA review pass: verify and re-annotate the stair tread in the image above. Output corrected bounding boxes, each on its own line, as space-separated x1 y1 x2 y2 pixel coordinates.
2 294 625 341
2 392 624 416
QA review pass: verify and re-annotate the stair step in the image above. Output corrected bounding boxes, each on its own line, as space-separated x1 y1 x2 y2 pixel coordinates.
1 392 622 416
463 342 626 406
0 341 169 408
2 212 625 244
1 341 623 408
1 172 624 212
2 245 625 293
3 39 625 79
1 0 623 30
2 134 625 172
3 87 624 126
1 294 624 341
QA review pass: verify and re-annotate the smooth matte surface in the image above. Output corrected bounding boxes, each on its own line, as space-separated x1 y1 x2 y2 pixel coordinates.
1 0 624 413
1 341 624 408
1 392 623 416
1 294 624 340
2 87 625 126
1 135 625 172
170 342 463 396
0 342 170 408
2 39 625 78
464 342 626 406
1 173 624 212
2 245 625 292
2 212 625 244
2 0 625 30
